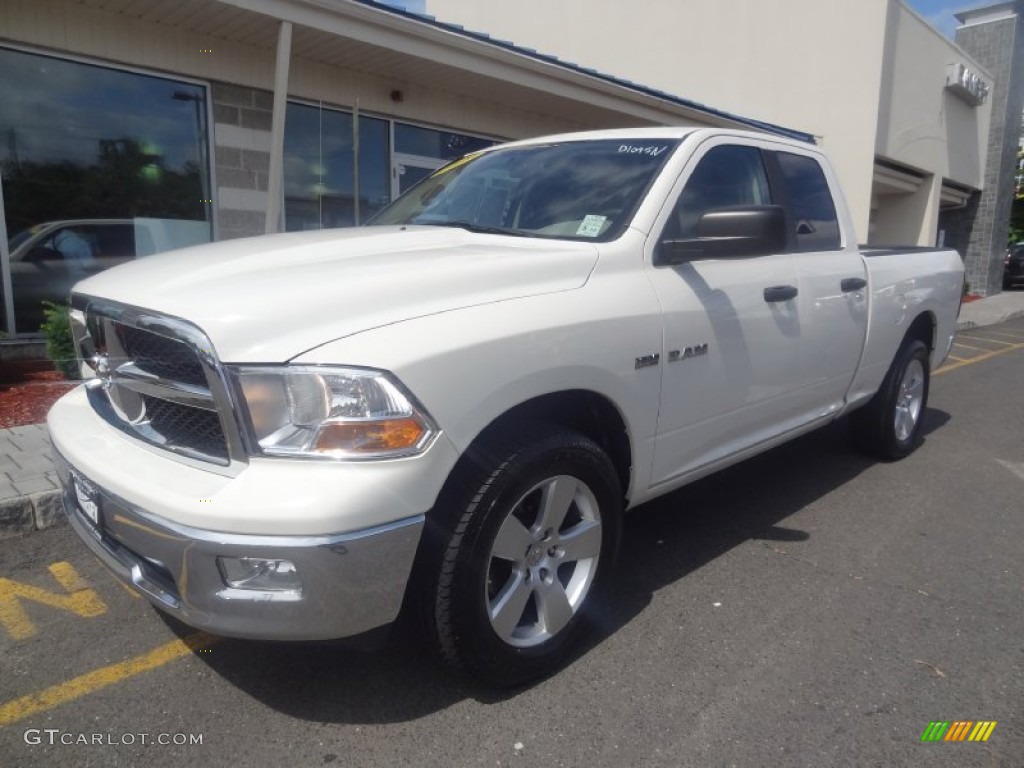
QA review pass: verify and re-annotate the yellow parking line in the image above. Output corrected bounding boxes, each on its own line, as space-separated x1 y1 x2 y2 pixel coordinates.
0 632 218 726
952 341 996 352
956 335 1016 346
981 330 1024 340
945 354 971 362
936 342 1024 375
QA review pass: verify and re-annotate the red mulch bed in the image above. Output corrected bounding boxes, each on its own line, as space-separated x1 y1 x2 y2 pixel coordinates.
961 293 984 303
0 370 78 429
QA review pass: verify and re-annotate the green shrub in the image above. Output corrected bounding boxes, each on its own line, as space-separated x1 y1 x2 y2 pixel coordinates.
40 301 81 380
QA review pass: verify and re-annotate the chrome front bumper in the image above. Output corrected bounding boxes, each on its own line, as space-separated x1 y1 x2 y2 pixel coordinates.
54 450 423 641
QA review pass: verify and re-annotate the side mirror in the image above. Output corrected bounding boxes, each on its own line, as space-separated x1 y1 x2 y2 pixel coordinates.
657 205 787 265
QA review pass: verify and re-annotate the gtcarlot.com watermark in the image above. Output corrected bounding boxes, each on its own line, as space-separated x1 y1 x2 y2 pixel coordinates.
24 729 203 747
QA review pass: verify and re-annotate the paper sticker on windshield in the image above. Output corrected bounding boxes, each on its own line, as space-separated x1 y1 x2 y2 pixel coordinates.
576 215 607 237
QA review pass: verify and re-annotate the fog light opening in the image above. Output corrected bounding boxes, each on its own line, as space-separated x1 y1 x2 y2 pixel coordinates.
217 556 302 593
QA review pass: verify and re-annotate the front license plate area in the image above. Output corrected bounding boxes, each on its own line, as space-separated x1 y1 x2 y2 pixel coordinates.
70 470 101 531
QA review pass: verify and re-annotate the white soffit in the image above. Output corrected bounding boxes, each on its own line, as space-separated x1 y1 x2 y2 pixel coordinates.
72 0 799 134
873 163 926 195
940 183 974 206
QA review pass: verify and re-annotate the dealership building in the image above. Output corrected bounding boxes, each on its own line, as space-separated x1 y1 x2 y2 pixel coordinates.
1 0 1022 337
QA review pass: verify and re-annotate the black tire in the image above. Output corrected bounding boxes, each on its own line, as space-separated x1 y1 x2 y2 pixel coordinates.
850 337 930 460
418 424 622 688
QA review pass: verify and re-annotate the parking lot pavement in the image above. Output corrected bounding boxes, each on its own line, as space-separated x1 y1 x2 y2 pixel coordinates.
938 315 1024 372
0 318 1021 767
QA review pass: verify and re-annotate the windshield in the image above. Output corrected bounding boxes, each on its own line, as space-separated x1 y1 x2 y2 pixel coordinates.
369 139 680 241
8 227 39 253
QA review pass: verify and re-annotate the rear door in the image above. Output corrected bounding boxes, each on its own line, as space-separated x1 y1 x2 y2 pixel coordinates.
769 148 868 420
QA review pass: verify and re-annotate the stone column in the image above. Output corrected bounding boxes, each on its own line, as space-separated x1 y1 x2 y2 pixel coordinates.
210 82 273 240
955 1 1024 295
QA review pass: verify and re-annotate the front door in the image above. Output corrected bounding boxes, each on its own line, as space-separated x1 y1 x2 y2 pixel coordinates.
646 140 808 488
392 153 445 198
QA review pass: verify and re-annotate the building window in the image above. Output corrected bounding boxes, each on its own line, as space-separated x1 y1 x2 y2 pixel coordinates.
394 122 495 161
283 105 498 231
0 47 212 335
392 121 497 198
283 103 390 231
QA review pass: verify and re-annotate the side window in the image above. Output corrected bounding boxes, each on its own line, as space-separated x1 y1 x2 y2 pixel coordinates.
92 224 137 258
775 152 841 251
666 145 771 240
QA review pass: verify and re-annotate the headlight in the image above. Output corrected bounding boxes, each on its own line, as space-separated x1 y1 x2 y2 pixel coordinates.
233 366 437 459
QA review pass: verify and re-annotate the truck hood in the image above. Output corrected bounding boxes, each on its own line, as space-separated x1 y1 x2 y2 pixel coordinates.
73 226 599 362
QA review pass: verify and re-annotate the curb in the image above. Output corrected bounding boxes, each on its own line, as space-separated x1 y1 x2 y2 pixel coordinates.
956 307 1024 331
0 489 65 539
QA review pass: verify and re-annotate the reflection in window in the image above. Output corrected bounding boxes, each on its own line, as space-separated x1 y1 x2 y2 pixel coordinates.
668 145 771 241
775 152 841 252
372 140 675 241
283 103 389 231
0 47 212 334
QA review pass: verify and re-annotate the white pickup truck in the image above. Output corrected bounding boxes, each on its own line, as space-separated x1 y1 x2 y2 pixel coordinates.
49 127 964 686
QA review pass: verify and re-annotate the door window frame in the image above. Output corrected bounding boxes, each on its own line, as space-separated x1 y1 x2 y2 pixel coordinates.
647 136 849 269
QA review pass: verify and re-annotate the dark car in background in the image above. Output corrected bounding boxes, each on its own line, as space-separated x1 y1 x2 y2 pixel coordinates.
7 218 209 334
9 220 140 333
1006 244 1024 290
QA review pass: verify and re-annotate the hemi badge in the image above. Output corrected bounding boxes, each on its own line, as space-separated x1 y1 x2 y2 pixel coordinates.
635 353 660 370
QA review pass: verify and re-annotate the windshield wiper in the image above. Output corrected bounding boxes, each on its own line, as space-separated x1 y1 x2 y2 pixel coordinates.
421 220 531 237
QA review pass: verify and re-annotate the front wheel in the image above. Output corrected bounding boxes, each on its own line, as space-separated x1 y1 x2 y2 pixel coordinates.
422 425 622 687
850 337 931 460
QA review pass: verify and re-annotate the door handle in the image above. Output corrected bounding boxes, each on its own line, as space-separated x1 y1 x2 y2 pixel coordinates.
763 285 798 303
841 277 867 292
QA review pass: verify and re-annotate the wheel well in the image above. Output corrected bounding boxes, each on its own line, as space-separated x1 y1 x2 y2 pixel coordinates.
907 311 936 350
472 390 633 498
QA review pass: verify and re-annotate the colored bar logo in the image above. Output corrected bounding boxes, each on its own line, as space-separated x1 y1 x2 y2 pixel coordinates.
921 721 997 742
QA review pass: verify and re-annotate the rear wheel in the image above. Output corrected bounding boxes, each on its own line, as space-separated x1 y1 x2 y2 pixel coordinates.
421 425 621 687
850 337 930 460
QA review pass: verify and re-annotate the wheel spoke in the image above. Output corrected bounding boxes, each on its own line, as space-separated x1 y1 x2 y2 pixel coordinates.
536 476 577 533
557 519 602 562
535 579 574 636
489 573 533 639
491 515 533 562
895 404 915 439
895 407 906 438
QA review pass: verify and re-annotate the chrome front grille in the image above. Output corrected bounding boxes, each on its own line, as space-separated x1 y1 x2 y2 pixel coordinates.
140 395 229 463
71 297 247 472
115 324 208 387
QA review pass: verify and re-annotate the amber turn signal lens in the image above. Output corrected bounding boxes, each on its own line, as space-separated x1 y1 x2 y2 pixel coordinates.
313 417 426 454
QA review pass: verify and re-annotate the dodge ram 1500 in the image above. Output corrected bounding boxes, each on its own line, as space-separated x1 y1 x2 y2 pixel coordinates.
49 127 964 686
